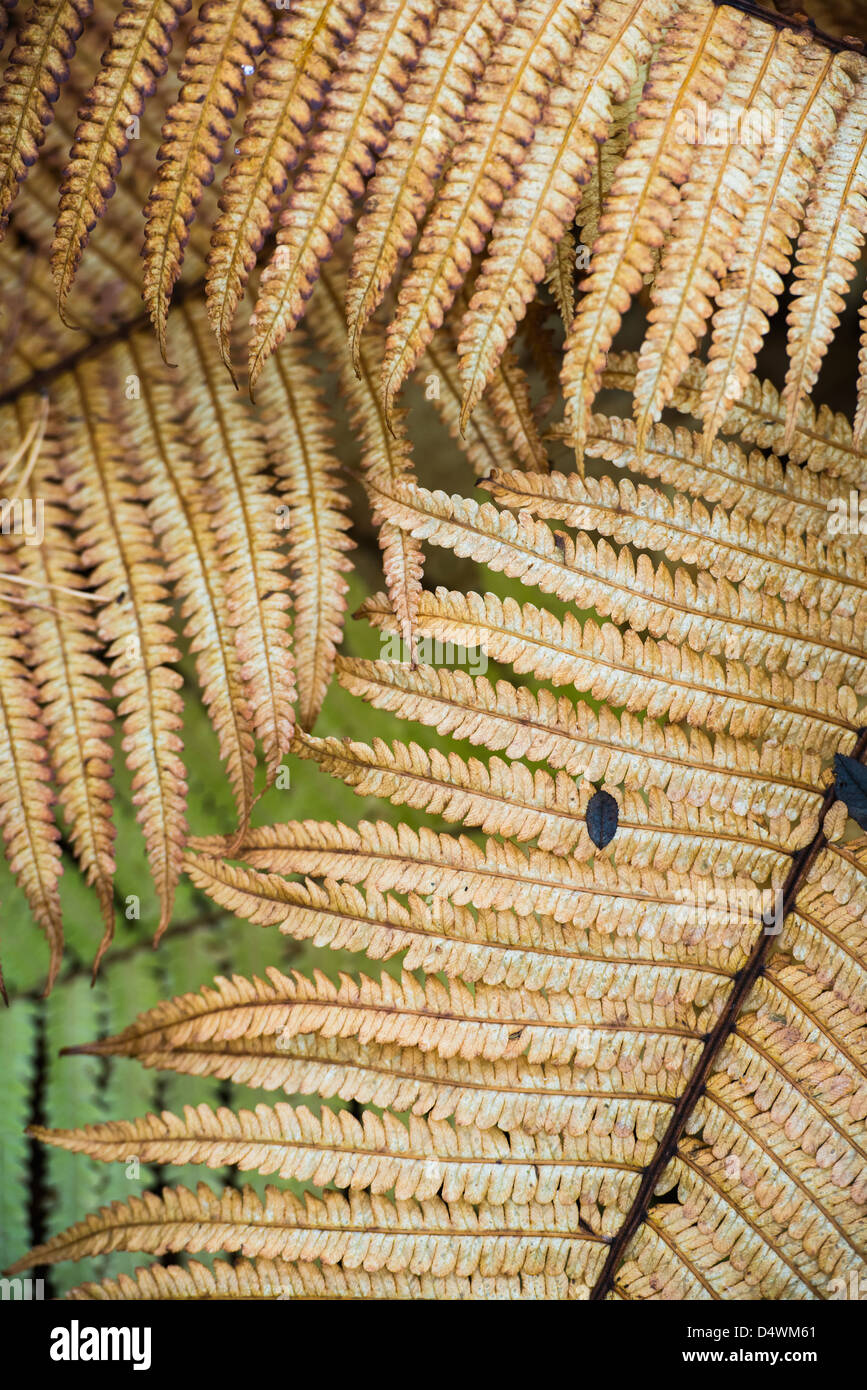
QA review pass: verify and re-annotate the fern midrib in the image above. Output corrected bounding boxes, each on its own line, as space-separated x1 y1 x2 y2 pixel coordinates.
589 723 867 1300
86 1035 679 1105
53 1128 643 1172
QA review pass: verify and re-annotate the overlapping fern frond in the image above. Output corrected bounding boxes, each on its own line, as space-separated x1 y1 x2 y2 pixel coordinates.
0 0 866 1304
0 0 865 430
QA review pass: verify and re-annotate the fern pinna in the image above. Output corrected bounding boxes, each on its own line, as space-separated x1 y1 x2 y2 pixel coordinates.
0 0 866 1301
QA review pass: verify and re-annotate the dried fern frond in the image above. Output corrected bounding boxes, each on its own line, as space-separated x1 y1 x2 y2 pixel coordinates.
0 0 864 429
2 0 867 1310
248 0 438 389
141 0 274 355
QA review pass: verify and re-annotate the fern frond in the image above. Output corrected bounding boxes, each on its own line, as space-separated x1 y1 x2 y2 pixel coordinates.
309 262 423 646
698 41 858 455
631 17 783 439
345 0 512 365
333 658 822 837
14 415 116 967
381 0 591 416
31 1099 655 1202
205 0 362 369
59 1022 673 1135
457 0 676 425
174 300 295 779
66 1257 575 1300
248 0 438 389
598 350 867 482
356 588 858 754
781 69 867 446
485 466 867 614
611 839 867 1300
365 481 867 690
255 324 353 731
55 362 188 939
112 332 258 830
561 0 749 462
0 0 94 237
141 0 274 356
51 0 191 316
0 589 64 991
8 1180 609 1281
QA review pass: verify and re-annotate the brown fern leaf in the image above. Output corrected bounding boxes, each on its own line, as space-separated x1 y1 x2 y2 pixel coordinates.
366 481 867 690
631 17 786 441
255 322 354 730
30 1098 658 1203
345 0 514 367
457 0 675 426
248 0 438 390
12 403 116 969
141 0 274 356
357 587 858 754
0 0 94 238
54 362 188 940
65 1257 575 1300
380 0 591 416
597 349 867 482
561 0 749 463
484 466 867 615
699 41 859 455
0 578 64 992
51 0 191 317
309 260 423 648
174 300 295 780
781 69 867 447
7 1180 610 1284
205 0 363 370
111 332 258 831
332 659 823 837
